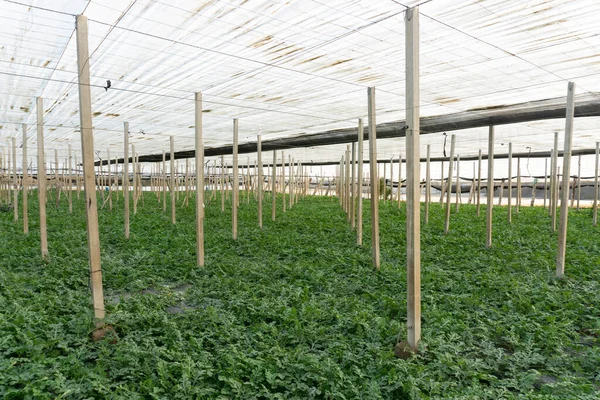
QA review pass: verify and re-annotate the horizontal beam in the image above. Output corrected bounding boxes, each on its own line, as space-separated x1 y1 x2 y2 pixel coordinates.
97 92 600 166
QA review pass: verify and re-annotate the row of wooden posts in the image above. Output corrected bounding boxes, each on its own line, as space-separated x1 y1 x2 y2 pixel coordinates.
2 11 594 354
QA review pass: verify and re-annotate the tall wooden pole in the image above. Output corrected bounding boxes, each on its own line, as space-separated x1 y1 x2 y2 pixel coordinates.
257 135 263 228
486 127 495 248
232 119 239 240
556 82 575 278
132 144 137 215
351 142 356 229
170 136 176 224
76 15 105 326
357 118 364 246
367 87 380 270
476 150 482 216
195 93 205 266
594 142 599 227
22 124 28 234
444 135 456 234
12 137 17 222
576 155 581 211
345 145 351 220
455 155 461 211
543 157 548 208
36 98 48 260
405 6 421 352
508 143 513 223
425 145 430 224
271 151 277 221
551 132 559 230
123 122 130 239
107 149 112 211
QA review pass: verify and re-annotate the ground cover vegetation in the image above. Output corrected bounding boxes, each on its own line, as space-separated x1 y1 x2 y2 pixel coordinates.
1 189 599 399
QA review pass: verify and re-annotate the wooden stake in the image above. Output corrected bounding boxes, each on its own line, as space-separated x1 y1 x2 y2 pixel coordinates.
107 149 112 211
221 155 225 212
21 124 28 234
76 15 105 326
516 157 521 212
543 158 548 208
551 132 559 230
170 136 176 224
232 119 239 240
271 151 276 221
405 5 421 351
345 145 351 220
476 150 482 216
556 82 575 278
124 122 130 239
162 151 166 213
132 144 137 215
508 143 512 223
195 92 205 266
486 126 494 249
367 87 380 270
455 155 460 212
12 137 17 222
282 151 286 213
576 155 581 211
425 145 430 224
594 142 599 226
36 98 48 260
357 118 364 246
257 135 263 229
444 135 456 234
351 142 356 228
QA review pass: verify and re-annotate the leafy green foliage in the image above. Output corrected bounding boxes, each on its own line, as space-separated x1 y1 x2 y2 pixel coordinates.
0 190 599 398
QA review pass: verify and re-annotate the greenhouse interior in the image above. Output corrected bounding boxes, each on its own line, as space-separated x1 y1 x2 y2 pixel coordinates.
1 0 599 398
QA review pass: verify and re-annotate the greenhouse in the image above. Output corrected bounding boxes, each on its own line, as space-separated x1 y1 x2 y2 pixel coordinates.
1 0 599 398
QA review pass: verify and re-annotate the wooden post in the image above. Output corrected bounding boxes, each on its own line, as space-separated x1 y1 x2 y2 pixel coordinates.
123 122 130 239
162 151 167 212
289 155 293 209
345 145 351 220
455 154 460 212
576 155 581 211
271 151 276 221
516 158 521 212
36 98 48 260
543 157 548 208
486 127 494 248
170 136 176 224
405 5 421 352
220 155 225 212
282 152 286 213
132 144 138 215
12 137 17 222
357 119 364 246
351 142 357 228
444 135 456 234
367 87 380 270
195 92 204 266
425 145 430 224
398 156 402 206
107 149 112 211
557 82 575 278
76 14 105 326
476 150 482 216
508 143 512 223
232 119 239 240
22 124 28 234
551 132 559 230
257 135 263 229
594 142 599 226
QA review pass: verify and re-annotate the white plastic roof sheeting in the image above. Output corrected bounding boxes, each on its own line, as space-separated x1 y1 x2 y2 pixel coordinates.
1 0 600 176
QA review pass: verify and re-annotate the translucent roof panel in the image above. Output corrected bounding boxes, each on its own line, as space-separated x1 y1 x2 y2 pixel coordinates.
0 0 599 168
